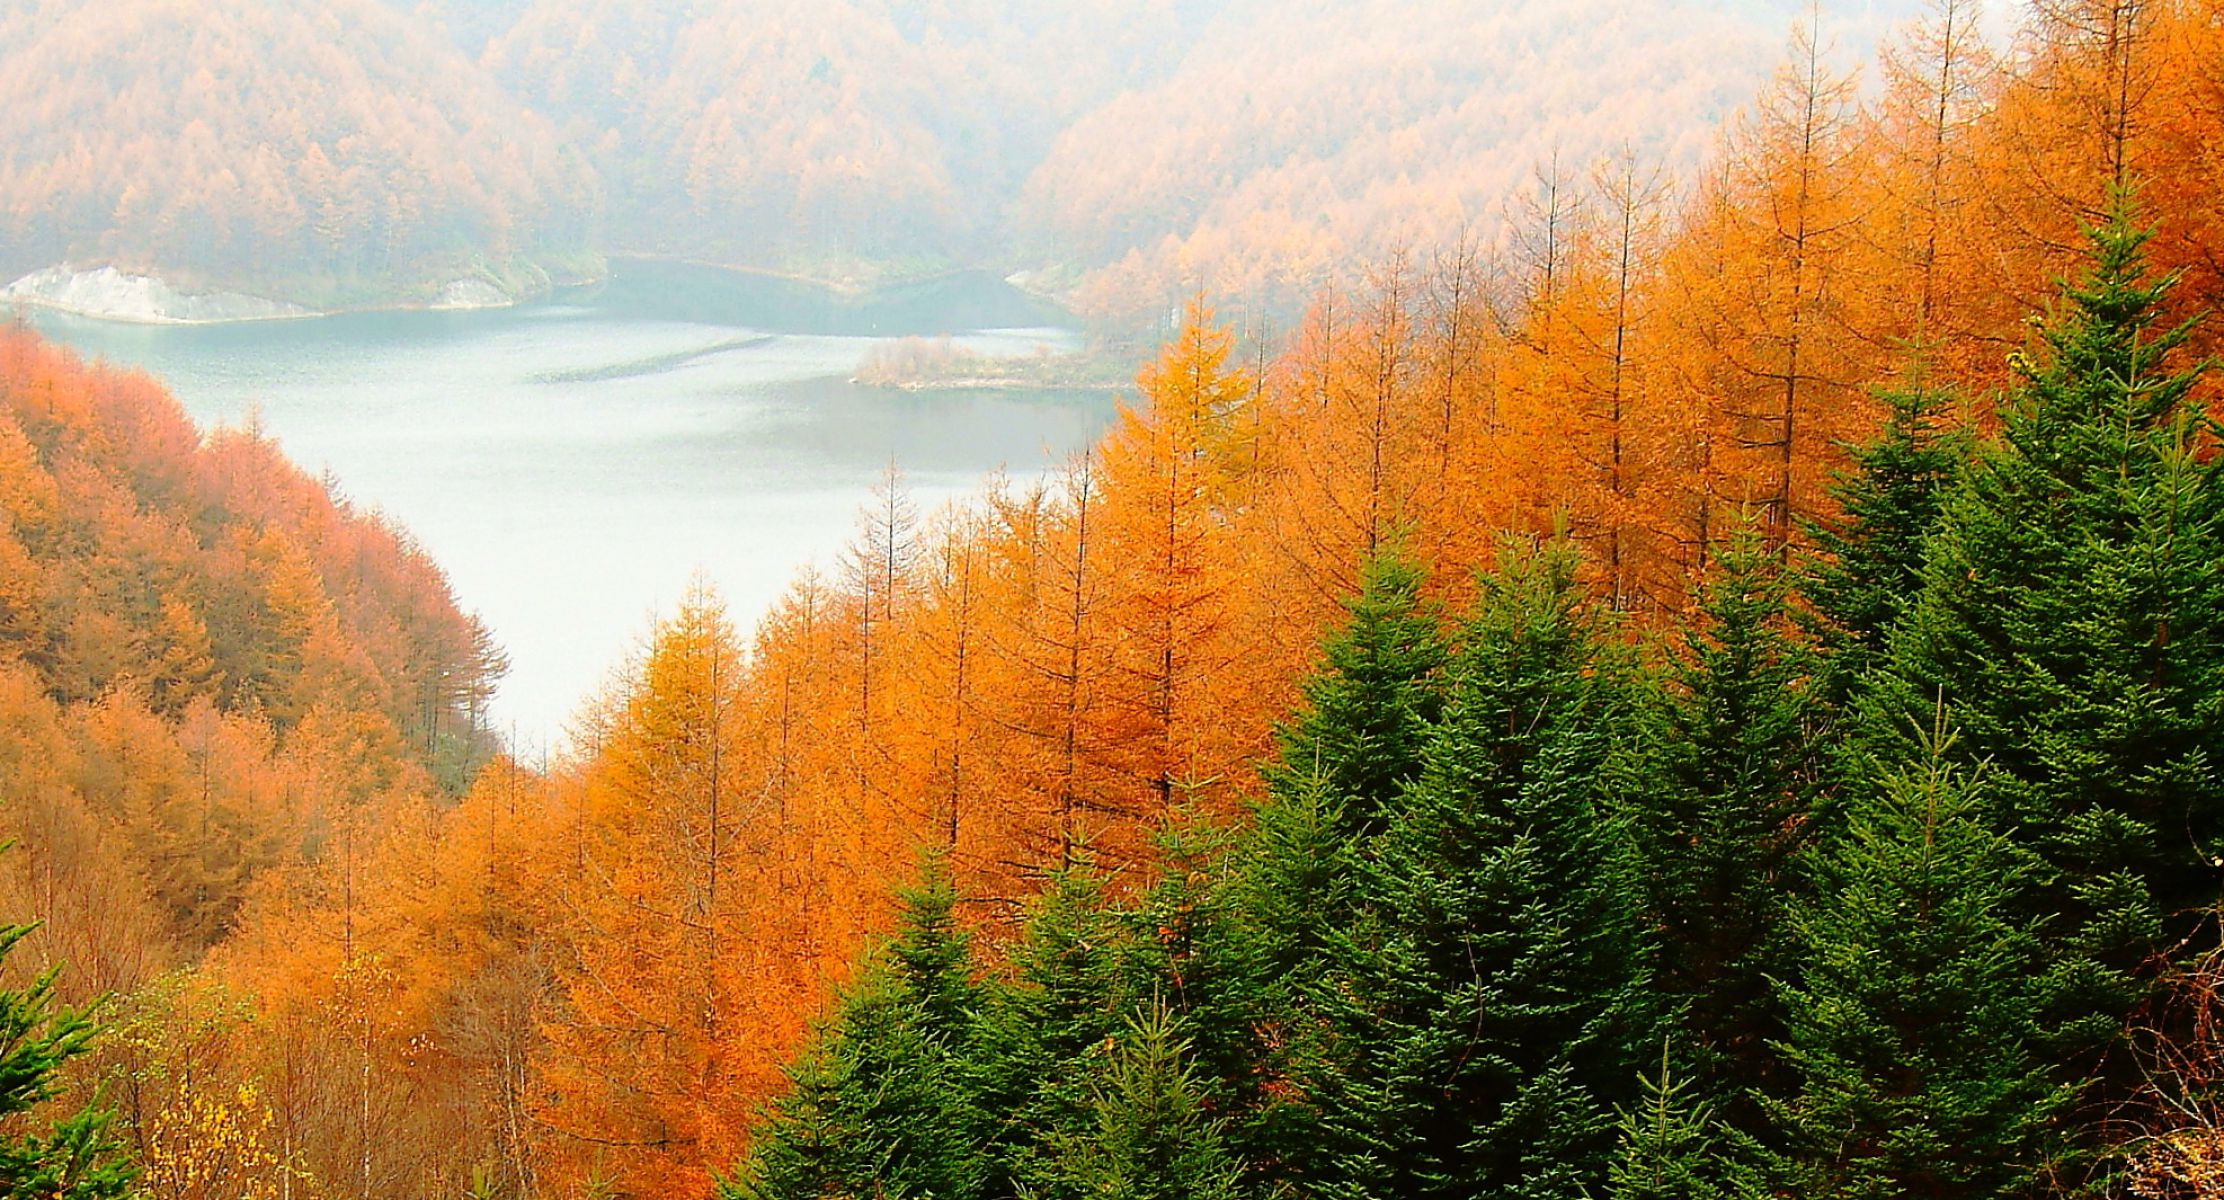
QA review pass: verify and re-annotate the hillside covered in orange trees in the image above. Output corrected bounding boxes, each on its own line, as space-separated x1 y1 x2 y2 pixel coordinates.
11 1 2224 1199
0 318 505 976
0 0 1915 318
0 0 597 309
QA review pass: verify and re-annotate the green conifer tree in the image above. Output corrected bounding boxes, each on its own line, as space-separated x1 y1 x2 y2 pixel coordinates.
1322 540 1659 1200
1605 1042 1724 1200
1109 823 1254 1126
1263 540 1450 836
1019 1003 1250 1200
1803 364 1968 703
0 921 134 1200
1872 190 2224 1078
973 864 1134 1196
1207 541 1456 1183
724 857 985 1200
1633 526 1829 1110
1762 721 2068 1199
1203 773 1356 1184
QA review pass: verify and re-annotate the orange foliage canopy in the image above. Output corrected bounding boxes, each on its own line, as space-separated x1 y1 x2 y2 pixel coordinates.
0 0 593 304
0 322 504 1196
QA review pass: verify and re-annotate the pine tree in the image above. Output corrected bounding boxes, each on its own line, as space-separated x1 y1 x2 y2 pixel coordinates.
1123 545 1453 1193
1803 365 1967 703
1109 823 1252 1125
1118 780 1371 1194
1605 1042 1724 1200
1763 721 2068 1199
1632 526 1829 1110
1322 540 1659 1200
973 864 1133 1195
1019 1003 1249 1200
1192 542 1450 1182
1206 773 1356 1185
1872 190 2224 1081
724 857 984 1200
0 921 135 1200
1262 540 1450 835
887 852 979 1035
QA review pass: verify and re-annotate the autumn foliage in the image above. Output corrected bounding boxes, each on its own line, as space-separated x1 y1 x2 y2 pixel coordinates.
0 0 1916 315
14 3 2224 1199
0 0 596 306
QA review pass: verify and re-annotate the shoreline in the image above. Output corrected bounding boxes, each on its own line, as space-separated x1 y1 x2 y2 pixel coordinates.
0 263 607 328
4 298 327 327
855 375 1128 394
5 253 1074 328
599 251 976 298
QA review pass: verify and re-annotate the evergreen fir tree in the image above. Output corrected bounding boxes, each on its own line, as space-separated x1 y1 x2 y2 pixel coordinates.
1026 542 1461 1193
1207 773 1356 1183
1763 720 2068 1199
1322 540 1660 1200
1872 189 2224 1076
1109 822 1256 1134
1804 363 1968 704
1208 541 1456 1184
887 852 980 1034
1633 526 1829 1110
973 864 1134 1196
1605 1041 1724 1200
724 857 985 1200
1117 777 1370 1193
1263 540 1450 836
0 921 134 1200
1019 1002 1250 1200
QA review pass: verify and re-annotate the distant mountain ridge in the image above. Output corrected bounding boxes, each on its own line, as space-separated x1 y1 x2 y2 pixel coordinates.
0 0 1926 321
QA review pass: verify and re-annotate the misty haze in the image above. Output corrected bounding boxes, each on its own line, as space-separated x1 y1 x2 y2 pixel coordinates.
4 3 2222 1200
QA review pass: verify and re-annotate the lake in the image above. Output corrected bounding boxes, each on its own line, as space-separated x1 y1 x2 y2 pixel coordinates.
24 261 1121 752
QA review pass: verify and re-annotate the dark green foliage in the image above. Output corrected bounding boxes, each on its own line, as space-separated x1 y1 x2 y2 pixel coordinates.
1872 192 2224 1076
1762 723 2068 1199
1264 540 1450 836
973 864 1135 1195
1201 774 1355 1184
1804 365 1968 703
1104 826 1255 1131
888 853 980 1033
1320 540 1660 1200
1632 527 1829 1109
1206 542 1454 1184
0 922 134 1200
724 857 985 1200
1018 1003 1249 1200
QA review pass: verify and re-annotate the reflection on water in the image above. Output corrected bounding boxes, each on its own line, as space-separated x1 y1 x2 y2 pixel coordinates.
23 260 1120 749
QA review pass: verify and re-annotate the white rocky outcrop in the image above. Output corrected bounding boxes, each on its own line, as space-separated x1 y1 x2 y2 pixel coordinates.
430 277 513 310
1 266 314 323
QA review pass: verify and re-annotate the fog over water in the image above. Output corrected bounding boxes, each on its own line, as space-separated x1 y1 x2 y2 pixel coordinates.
25 262 1118 752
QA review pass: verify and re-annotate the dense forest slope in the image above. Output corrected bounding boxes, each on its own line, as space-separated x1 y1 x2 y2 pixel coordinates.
0 0 1914 318
481 0 1203 276
0 323 502 982
1014 0 1822 323
0 0 596 310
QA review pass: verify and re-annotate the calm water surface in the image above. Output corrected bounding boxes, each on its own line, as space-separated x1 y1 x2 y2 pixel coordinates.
26 262 1119 750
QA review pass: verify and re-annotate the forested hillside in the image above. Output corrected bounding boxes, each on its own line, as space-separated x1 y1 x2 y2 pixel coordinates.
0 0 597 308
1013 0 1831 325
0 0 1911 317
0 323 505 979
479 0 1203 276
14 2 2224 1200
